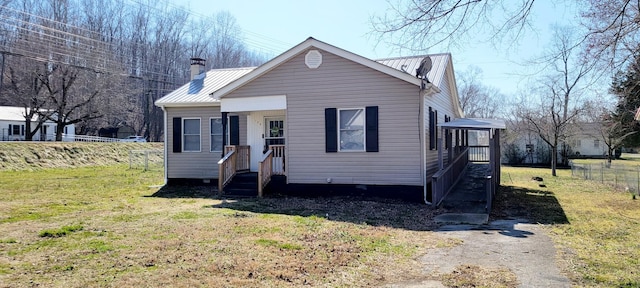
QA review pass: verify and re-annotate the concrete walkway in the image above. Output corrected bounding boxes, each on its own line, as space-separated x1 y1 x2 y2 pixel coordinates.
388 164 571 287
424 219 570 287
385 219 571 288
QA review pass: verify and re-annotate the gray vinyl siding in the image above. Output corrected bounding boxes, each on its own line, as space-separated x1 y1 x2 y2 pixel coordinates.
424 69 460 179
165 106 246 179
225 49 423 186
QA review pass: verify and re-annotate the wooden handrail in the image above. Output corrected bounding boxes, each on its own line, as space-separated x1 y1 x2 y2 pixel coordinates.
217 149 237 194
257 149 273 197
225 145 250 171
432 147 469 206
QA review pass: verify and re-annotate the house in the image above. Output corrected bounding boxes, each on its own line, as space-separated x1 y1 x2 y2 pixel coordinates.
566 123 607 158
155 38 503 206
502 122 608 165
0 106 75 141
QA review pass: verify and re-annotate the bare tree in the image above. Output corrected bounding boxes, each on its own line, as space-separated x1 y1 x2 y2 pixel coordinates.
457 66 504 118
37 65 101 140
0 0 266 141
593 108 636 164
371 0 640 69
3 61 51 140
370 0 537 51
518 27 594 176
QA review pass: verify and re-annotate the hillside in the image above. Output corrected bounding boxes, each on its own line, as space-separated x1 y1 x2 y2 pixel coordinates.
0 142 163 170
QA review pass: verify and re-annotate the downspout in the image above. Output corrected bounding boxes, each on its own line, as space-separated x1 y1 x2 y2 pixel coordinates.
161 106 168 186
421 89 432 205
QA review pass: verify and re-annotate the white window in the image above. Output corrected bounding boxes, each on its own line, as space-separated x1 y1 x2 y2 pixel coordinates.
594 139 600 148
183 118 201 152
210 118 223 152
338 108 365 151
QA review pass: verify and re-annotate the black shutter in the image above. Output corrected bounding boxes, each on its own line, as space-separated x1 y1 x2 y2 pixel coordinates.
221 112 228 157
435 110 438 150
8 124 12 136
428 107 435 150
21 125 25 136
444 115 450 149
172 117 182 153
229 115 240 145
365 106 378 152
325 108 337 152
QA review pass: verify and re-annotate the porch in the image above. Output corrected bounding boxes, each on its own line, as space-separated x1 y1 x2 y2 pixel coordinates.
218 144 285 196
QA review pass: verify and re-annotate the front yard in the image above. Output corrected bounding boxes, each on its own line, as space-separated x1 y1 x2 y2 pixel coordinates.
1 162 640 287
0 165 453 287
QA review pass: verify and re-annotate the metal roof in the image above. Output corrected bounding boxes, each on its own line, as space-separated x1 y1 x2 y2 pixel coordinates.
156 41 453 106
155 67 255 107
376 53 451 88
0 106 41 121
438 118 506 130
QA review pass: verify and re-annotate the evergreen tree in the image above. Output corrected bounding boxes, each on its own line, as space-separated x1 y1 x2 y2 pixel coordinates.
611 54 640 147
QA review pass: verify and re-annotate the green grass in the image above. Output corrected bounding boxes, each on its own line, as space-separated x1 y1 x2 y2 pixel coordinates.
501 166 640 287
0 165 443 287
6 149 640 287
38 224 84 238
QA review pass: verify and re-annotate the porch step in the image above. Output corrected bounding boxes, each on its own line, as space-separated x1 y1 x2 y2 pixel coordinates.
223 172 258 197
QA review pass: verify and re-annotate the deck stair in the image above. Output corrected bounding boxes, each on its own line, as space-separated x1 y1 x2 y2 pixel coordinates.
222 172 258 197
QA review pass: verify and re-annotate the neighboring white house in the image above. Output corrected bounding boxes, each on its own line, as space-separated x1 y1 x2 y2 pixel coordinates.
502 122 608 165
0 106 75 141
566 123 607 157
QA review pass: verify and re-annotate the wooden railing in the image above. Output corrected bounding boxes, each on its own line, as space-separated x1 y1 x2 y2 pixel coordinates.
269 144 286 175
257 145 286 197
225 145 250 171
257 150 273 197
469 145 490 162
485 173 494 213
432 147 469 207
217 149 237 194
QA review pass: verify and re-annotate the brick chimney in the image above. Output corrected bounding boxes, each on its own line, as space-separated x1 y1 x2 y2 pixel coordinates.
190 58 206 80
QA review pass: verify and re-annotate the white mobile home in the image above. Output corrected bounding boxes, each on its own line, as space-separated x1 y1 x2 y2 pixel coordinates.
0 106 75 141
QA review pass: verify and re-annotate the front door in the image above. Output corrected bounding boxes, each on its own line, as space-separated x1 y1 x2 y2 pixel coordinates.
264 117 285 152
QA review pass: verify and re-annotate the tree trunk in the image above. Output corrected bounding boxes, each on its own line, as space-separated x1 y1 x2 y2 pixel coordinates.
24 120 32 141
551 146 557 176
55 120 64 141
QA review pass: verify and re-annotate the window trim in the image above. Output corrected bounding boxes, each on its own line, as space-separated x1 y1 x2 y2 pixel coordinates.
337 107 366 152
182 117 201 152
209 117 224 153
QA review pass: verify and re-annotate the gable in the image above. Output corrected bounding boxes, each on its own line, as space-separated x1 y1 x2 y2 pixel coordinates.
221 47 421 101
213 38 422 99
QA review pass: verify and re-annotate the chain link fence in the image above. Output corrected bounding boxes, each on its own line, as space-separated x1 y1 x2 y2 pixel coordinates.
570 162 640 195
129 149 163 171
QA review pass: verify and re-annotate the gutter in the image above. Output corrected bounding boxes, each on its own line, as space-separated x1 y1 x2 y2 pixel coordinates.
161 107 168 186
421 87 432 205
